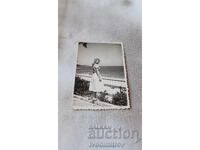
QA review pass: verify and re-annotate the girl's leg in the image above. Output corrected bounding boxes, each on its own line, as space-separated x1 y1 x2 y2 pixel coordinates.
96 92 99 101
91 92 96 103
92 92 97 103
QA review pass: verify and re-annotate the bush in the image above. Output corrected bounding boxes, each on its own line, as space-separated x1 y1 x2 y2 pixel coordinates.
97 91 109 102
112 91 127 106
74 76 89 96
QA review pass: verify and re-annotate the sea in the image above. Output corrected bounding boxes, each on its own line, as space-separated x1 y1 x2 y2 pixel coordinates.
76 65 125 79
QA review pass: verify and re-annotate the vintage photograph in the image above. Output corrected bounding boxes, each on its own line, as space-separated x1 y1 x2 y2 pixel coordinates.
72 42 130 110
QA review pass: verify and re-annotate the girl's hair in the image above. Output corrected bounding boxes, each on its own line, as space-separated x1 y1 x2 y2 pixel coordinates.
92 58 100 67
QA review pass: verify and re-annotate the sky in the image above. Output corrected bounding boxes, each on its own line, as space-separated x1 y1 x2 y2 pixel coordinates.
77 43 125 66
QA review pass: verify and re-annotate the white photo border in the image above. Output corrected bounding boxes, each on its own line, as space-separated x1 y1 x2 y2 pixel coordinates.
72 41 131 110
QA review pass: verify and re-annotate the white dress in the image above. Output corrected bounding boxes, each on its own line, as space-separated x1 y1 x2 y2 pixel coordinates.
89 64 104 92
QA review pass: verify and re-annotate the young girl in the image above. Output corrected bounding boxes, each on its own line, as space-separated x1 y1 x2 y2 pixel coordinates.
89 58 104 101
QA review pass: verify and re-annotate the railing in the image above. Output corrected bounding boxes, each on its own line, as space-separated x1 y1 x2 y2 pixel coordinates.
74 95 120 108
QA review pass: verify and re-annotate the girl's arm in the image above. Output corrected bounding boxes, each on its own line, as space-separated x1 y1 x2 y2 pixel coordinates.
96 68 102 81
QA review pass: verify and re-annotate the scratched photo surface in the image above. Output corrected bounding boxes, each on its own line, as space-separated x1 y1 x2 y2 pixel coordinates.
73 42 130 110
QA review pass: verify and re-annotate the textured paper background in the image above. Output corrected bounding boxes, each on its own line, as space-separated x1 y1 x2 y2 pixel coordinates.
58 0 142 149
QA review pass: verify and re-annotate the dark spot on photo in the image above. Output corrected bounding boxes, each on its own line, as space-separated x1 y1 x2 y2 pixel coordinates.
79 42 88 48
123 0 132 6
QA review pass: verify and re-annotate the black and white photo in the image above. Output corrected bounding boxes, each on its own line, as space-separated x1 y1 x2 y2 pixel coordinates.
73 42 130 110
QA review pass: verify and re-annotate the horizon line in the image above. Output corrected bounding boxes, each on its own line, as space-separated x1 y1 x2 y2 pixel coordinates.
77 64 124 67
